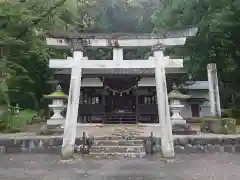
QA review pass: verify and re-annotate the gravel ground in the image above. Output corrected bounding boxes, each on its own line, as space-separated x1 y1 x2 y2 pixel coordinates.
0 154 239 180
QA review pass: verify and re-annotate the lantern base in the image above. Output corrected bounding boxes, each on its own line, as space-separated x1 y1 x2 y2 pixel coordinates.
46 118 65 126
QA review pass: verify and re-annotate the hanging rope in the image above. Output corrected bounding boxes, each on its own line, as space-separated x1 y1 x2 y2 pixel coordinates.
105 85 137 94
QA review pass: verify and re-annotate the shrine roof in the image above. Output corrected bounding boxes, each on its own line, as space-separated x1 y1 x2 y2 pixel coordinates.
46 27 198 39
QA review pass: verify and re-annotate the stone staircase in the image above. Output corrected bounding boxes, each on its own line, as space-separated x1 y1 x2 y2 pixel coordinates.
89 126 146 158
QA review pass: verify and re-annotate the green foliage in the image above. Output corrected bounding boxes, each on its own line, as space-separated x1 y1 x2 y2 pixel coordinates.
0 109 40 133
0 0 78 109
221 109 240 125
0 109 9 131
0 0 159 109
227 109 240 125
232 109 240 118
152 0 240 107
8 0 240 115
5 0 240 112
74 0 155 33
222 109 233 117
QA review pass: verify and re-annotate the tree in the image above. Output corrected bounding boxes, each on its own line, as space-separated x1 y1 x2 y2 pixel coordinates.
0 0 81 108
73 0 157 60
0 0 160 109
153 0 240 107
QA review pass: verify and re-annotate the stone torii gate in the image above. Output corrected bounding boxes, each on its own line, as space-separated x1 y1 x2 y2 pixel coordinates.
47 29 198 159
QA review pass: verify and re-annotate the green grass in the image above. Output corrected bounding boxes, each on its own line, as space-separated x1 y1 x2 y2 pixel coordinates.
0 109 39 133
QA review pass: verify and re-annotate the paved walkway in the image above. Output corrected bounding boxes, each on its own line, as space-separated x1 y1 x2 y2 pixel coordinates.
0 154 239 180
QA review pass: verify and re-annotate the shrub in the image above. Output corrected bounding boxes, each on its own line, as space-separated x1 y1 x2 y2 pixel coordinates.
0 109 41 133
13 109 38 126
0 110 10 131
226 109 240 125
222 109 233 117
200 117 236 134
232 109 240 117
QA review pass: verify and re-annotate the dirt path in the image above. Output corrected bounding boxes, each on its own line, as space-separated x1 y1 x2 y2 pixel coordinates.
0 154 239 180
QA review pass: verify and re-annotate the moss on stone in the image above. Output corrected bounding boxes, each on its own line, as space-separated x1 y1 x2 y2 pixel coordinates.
44 91 68 99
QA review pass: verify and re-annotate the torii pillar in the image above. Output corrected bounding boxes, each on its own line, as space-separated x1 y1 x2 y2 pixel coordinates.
61 49 83 159
207 63 221 117
153 43 174 158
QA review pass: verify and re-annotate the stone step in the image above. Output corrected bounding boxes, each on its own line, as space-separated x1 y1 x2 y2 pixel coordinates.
111 133 142 137
113 129 143 132
94 136 145 140
90 145 144 153
112 130 142 133
89 152 146 159
93 139 143 146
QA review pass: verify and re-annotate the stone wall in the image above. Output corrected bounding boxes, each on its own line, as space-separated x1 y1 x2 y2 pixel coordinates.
0 135 240 154
0 136 85 154
174 136 240 153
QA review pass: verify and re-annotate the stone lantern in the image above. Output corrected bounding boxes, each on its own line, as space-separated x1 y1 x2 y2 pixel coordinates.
168 83 197 135
44 85 68 126
168 83 191 125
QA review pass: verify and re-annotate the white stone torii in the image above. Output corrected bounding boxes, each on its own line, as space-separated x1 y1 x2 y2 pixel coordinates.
48 29 198 159
50 50 180 159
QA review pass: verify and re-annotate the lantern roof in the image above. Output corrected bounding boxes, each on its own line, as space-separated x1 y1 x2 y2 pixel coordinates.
168 83 191 99
44 85 68 99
